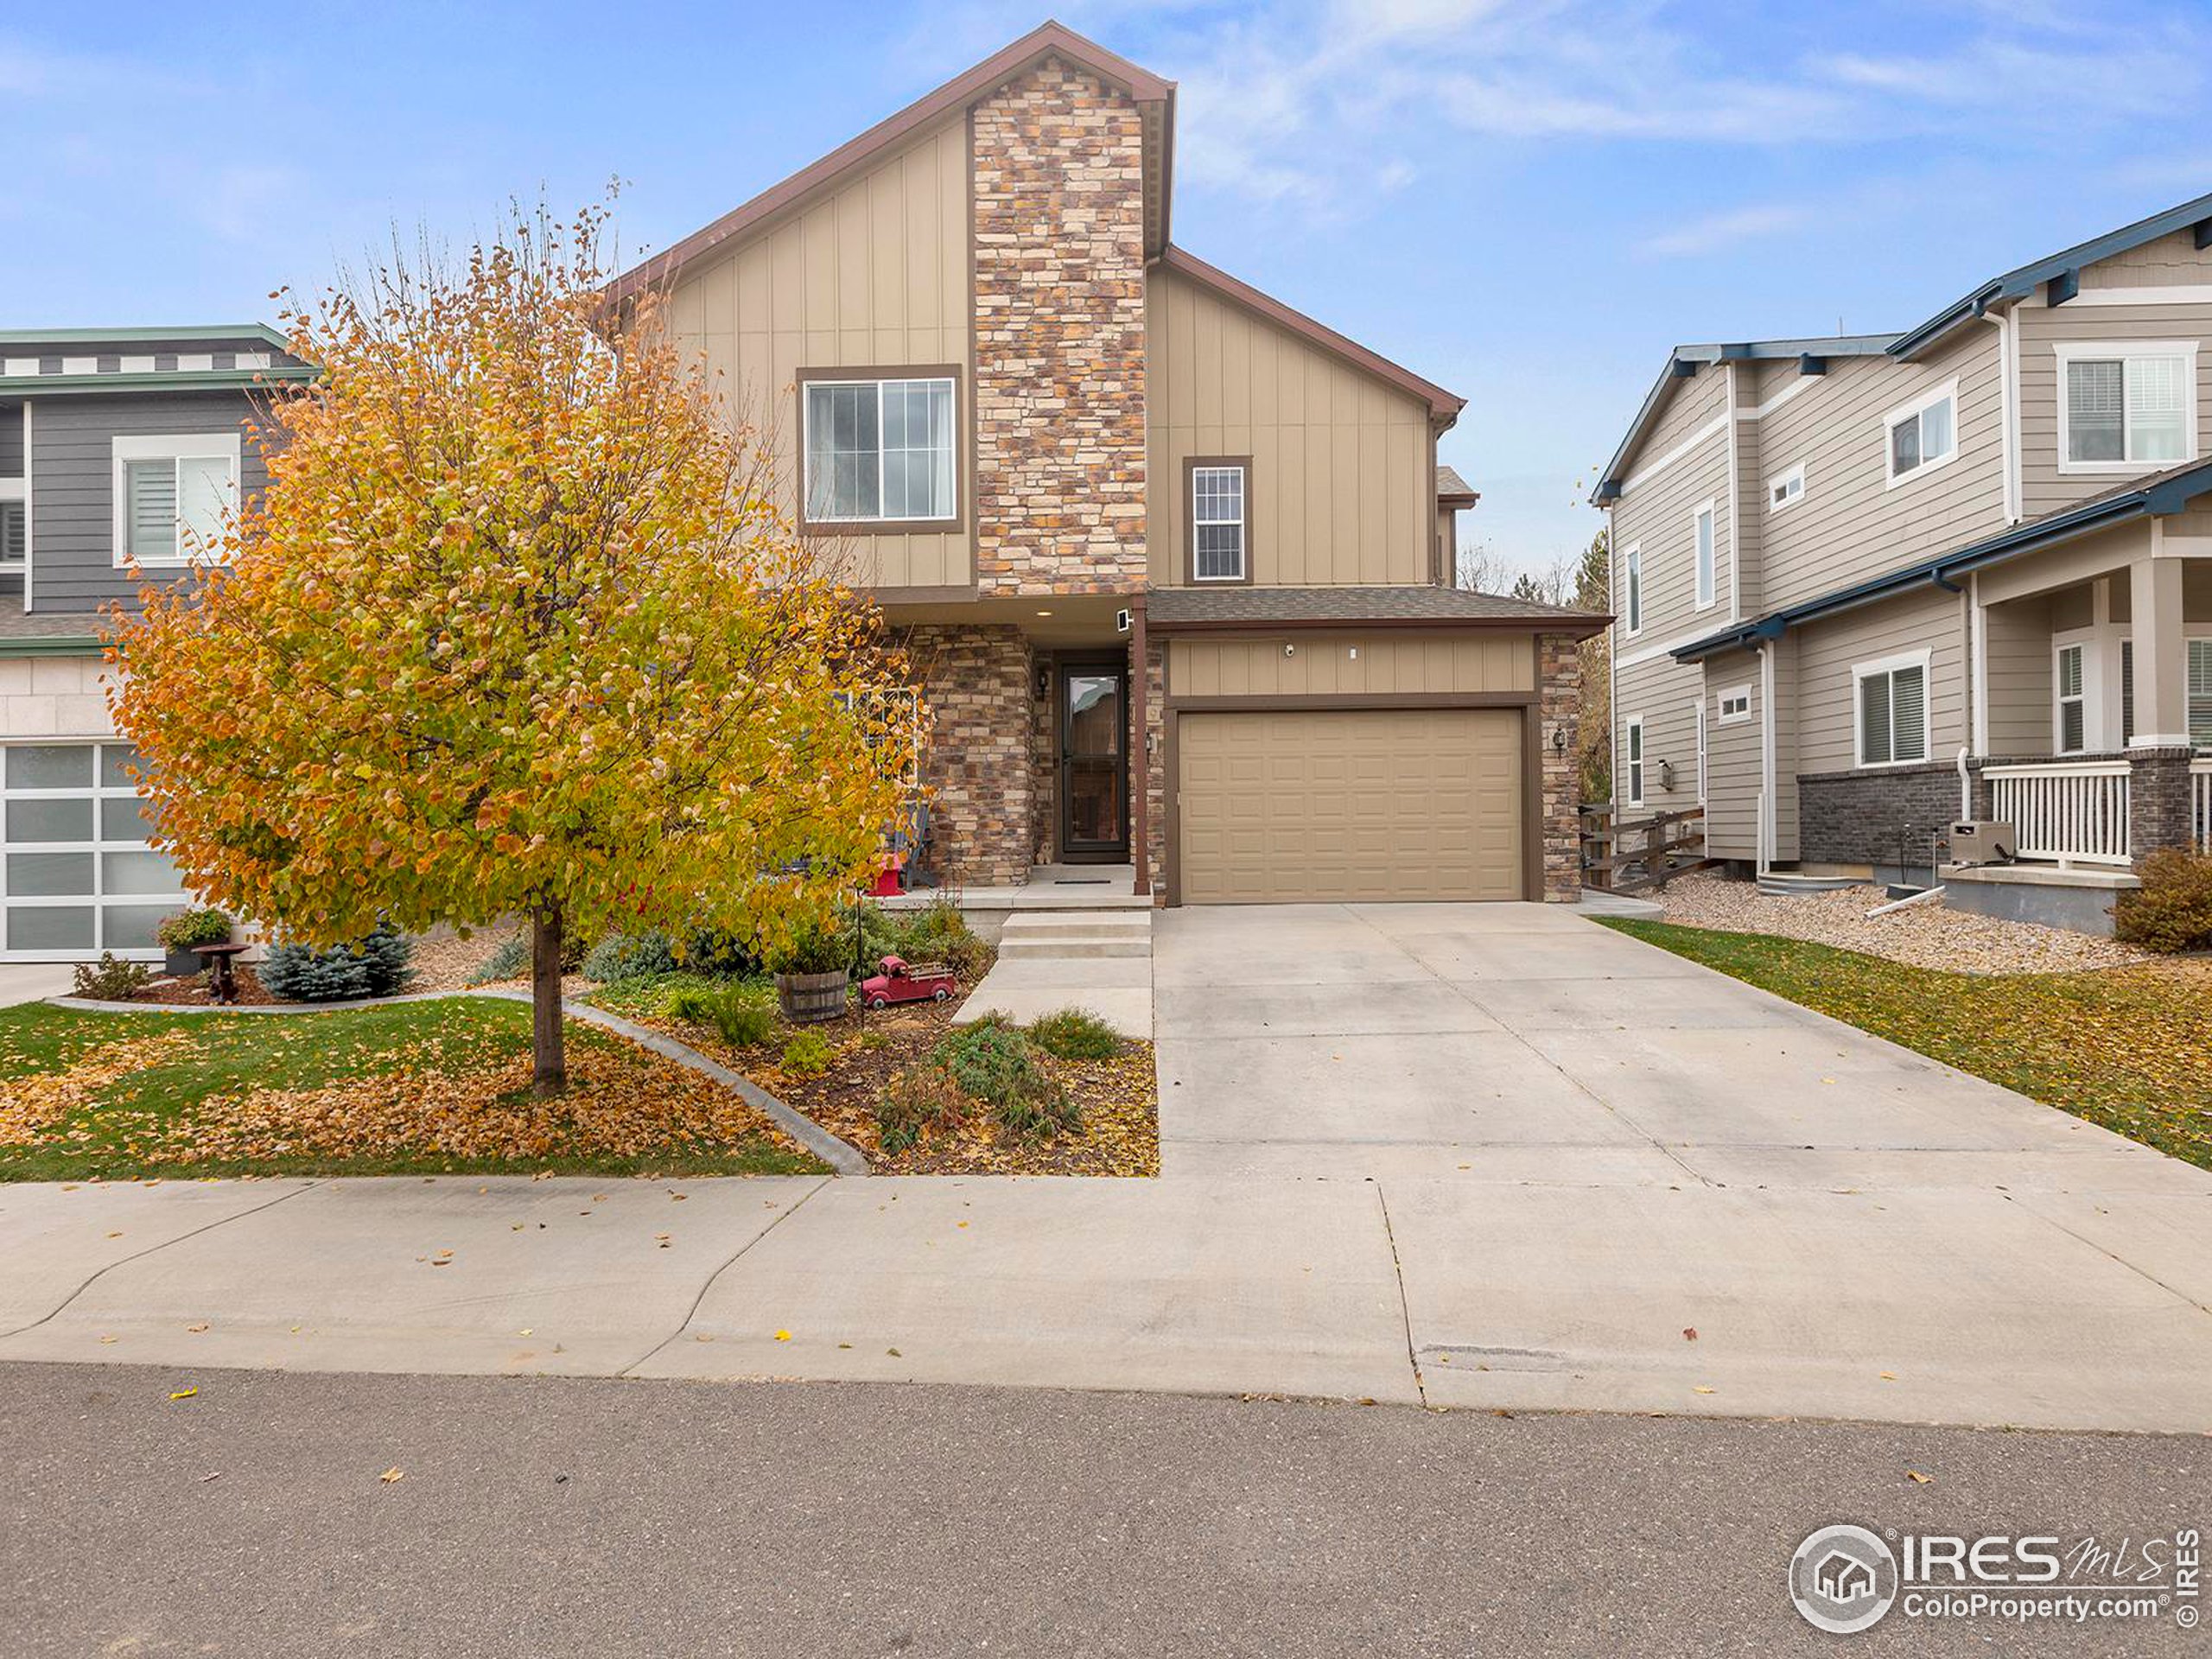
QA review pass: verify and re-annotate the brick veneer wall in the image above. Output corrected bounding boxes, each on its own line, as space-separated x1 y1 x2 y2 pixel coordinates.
1798 761 1974 868
2128 746 2198 858
970 57 1147 595
1538 633 1582 901
907 625 1036 889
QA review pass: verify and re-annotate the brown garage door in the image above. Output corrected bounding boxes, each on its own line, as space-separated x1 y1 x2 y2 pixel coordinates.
1176 707 1525 904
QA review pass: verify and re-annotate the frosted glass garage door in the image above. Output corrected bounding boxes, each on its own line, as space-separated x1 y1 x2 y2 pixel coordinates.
3 743 189 956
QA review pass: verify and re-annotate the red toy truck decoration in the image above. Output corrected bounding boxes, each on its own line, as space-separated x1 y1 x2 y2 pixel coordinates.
861 954 957 1009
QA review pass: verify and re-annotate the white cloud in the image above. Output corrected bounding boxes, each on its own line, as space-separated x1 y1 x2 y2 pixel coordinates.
1635 205 1811 260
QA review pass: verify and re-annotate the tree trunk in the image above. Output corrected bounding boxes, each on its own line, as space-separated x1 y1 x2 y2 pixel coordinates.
531 905 566 1096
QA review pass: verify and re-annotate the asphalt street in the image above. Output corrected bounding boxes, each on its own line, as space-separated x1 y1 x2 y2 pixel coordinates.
2 1363 2202 1657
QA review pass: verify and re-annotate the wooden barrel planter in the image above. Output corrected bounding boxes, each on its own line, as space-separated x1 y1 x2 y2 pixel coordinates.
776 969 849 1025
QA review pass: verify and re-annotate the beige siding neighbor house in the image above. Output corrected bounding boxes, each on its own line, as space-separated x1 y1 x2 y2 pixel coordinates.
619 21 1603 906
1596 194 2212 932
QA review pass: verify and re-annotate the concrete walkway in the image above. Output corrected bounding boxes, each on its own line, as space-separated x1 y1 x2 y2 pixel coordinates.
2 904 2208 1433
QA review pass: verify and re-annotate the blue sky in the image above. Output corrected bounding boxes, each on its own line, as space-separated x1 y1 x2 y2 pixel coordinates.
6 0 2209 575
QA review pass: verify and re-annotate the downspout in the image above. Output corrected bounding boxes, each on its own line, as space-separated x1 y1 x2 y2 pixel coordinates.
1724 362 1742 622
1607 502 1619 813
1983 308 2021 524
1757 639 1777 875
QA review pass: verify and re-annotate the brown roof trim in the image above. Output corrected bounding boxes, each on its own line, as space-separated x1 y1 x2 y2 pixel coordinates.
1148 613 1610 640
1158 245 1467 423
608 21 1174 302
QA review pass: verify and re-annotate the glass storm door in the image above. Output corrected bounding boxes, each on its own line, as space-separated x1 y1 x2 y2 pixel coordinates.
1058 663 1129 861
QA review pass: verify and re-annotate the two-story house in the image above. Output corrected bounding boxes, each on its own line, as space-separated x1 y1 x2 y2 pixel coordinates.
1596 194 2212 933
0 327 312 960
613 21 1605 908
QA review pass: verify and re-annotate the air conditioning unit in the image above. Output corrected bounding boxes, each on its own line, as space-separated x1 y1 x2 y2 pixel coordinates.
1949 820 2017 866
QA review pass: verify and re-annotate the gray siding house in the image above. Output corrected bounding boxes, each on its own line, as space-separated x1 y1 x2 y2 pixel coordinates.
1596 194 2212 933
0 327 308 959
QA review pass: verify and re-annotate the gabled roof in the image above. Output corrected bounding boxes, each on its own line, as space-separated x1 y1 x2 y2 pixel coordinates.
1161 245 1465 423
608 21 1176 303
1596 190 2212 503
1669 454 2212 663
1890 188 2212 359
1147 583 1606 636
0 324 291 350
1436 464 1478 504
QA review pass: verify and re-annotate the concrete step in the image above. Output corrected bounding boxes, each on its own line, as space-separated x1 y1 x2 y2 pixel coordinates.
1001 911 1152 937
997 934 1152 961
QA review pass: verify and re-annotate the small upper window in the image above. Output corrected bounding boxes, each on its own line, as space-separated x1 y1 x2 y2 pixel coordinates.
1767 465 1804 511
1717 686 1751 723
1885 385 1957 486
112 435 238 567
2063 347 2193 469
1623 546 1643 634
802 376 957 524
1190 463 1247 582
1693 503 1716 609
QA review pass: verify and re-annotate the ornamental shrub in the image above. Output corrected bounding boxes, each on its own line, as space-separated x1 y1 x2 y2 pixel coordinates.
1027 1007 1122 1060
2115 847 2212 953
73 953 153 1000
262 923 414 1002
154 907 232 951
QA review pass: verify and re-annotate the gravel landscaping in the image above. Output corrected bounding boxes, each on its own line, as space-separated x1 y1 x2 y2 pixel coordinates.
1649 871 2151 976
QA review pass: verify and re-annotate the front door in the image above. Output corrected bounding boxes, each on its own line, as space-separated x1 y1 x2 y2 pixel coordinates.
1058 659 1129 861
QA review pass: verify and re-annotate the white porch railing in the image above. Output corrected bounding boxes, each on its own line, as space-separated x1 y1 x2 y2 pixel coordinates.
2194 758 2211 853
1986 760 2133 866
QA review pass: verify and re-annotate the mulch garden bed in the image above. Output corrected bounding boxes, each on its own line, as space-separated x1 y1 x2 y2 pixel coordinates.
620 992 1160 1178
127 963 283 1007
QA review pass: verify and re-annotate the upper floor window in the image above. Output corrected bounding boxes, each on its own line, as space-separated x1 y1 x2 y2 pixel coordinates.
800 373 957 527
2058 342 2196 472
1854 651 1929 767
112 434 238 567
1885 381 1957 487
1187 460 1249 582
1693 501 1716 610
1717 685 1751 723
1767 464 1803 511
1623 545 1643 634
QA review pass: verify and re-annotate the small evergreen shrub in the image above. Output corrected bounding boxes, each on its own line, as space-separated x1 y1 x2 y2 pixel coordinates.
779 1028 836 1076
874 1064 969 1154
2116 847 2212 953
582 930 679 983
468 934 530 985
1027 1007 1122 1060
261 924 413 1002
73 953 152 1000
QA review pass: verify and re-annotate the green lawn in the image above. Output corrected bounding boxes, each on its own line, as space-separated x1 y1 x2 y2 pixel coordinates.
0 999 825 1182
1599 918 2212 1172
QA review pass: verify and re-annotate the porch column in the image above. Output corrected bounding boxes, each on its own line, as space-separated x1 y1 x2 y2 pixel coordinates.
1128 594 1150 897
2126 553 2194 857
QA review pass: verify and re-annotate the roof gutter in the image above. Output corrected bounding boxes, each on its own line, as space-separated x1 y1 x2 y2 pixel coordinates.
1669 466 2212 664
1148 612 1611 639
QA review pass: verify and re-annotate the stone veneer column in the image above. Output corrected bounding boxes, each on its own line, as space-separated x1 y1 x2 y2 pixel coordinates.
2128 746 2197 861
1539 634 1584 901
970 57 1147 594
909 626 1036 890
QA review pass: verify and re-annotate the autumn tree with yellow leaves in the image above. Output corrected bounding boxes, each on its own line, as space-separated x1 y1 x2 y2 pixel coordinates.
106 202 914 1093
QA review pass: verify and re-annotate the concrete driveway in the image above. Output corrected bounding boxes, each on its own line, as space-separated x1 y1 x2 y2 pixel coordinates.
1154 901 2179 1191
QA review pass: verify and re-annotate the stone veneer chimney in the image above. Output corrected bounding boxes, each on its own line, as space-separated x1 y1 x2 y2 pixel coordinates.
969 56 1148 594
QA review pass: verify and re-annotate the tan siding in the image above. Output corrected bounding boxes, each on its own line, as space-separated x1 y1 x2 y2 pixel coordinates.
1701 652 1762 860
1770 635 1800 861
1752 328 2005 612
1614 651 1703 813
2081 228 2212 289
1168 632 1532 698
1984 594 2053 754
1796 586 1969 775
2015 289 2212 519
1611 366 1732 645
664 117 972 591
1147 265 1431 587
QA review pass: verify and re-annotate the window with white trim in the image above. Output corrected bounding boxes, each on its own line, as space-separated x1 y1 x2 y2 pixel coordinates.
2121 639 2134 747
801 376 957 524
1767 464 1804 511
3 741 188 957
1190 464 1247 582
1693 501 1716 609
1624 717 1644 806
2055 641 2088 753
1623 546 1643 635
2060 344 2196 470
1885 384 1957 486
1855 654 1929 766
0 499 22 568
1717 685 1751 723
2191 639 2212 750
112 434 238 566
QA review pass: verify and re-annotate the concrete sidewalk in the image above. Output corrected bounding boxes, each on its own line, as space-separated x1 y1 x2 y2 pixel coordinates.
3 1166 2209 1432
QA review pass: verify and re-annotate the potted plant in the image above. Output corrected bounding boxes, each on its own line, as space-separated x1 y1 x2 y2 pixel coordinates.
155 907 232 977
768 919 852 1025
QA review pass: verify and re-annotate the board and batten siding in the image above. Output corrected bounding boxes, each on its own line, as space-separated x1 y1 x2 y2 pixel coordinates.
1167 632 1532 698
1750 328 2005 613
27 390 269 613
664 116 972 592
1147 264 1431 588
1793 585 1969 777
